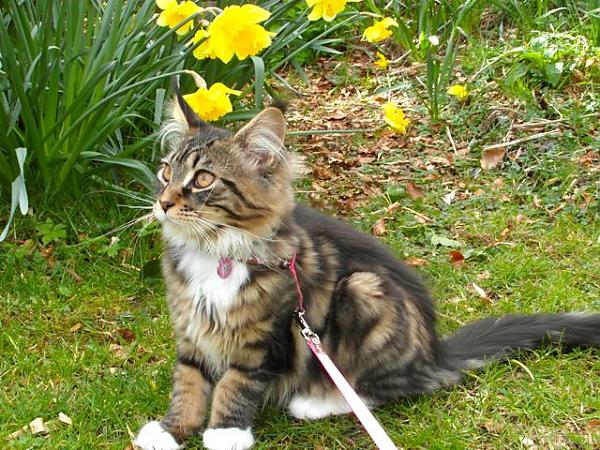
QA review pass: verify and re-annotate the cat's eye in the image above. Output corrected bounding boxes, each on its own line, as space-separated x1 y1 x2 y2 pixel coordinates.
193 170 215 189
159 163 172 184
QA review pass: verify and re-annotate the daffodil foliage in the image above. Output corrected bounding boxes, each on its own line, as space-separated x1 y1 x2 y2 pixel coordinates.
152 0 366 122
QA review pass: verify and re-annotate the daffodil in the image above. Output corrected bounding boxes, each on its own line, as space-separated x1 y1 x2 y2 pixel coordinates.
306 0 360 22
382 102 410 134
183 83 242 122
156 0 202 35
374 52 389 69
363 17 398 43
190 29 217 60
447 84 469 101
192 5 273 64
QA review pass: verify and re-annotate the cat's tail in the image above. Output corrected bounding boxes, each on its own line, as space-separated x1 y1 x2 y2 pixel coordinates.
441 313 600 371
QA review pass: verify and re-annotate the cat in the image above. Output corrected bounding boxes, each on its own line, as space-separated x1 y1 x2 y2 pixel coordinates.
134 96 600 450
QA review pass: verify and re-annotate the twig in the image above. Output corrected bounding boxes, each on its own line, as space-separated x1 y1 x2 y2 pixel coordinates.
446 125 457 153
482 129 560 151
401 206 433 223
512 112 599 129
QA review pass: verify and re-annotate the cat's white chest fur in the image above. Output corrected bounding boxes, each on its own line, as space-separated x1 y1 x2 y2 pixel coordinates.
177 249 250 322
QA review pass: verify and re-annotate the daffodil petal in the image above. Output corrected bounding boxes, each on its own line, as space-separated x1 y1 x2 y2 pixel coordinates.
239 4 271 23
156 0 176 10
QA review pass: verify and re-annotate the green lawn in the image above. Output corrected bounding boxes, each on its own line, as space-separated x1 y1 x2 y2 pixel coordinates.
2 137 599 449
2 46 600 450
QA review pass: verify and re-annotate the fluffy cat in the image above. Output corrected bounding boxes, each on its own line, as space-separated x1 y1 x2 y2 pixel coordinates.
134 97 600 450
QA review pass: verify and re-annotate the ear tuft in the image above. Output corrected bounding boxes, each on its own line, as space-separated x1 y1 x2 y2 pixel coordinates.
233 107 287 173
174 91 208 130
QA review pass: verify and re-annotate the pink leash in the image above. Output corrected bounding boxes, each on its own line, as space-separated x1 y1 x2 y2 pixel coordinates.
288 251 397 450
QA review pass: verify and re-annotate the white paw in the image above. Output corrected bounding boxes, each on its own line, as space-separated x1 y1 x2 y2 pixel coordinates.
288 393 352 420
202 427 254 450
134 421 181 450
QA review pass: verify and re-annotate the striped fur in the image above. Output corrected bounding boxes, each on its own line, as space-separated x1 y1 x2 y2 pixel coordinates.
135 103 600 450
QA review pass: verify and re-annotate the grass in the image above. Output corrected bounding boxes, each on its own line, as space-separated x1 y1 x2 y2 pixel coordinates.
2 129 599 450
2 7 600 450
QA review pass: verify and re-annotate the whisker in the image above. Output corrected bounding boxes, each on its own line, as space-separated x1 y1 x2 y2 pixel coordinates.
117 204 154 210
84 189 155 205
72 213 155 247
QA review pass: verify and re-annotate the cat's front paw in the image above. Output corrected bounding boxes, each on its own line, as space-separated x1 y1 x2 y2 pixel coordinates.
202 427 254 450
134 421 181 450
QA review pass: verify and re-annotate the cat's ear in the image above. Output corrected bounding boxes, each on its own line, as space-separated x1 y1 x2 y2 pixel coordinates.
233 107 286 174
173 91 208 130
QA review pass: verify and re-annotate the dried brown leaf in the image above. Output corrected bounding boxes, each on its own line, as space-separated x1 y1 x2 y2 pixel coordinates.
580 150 598 166
480 420 505 434
587 419 600 431
481 148 505 170
449 250 465 267
406 257 428 267
117 328 136 343
372 218 386 236
406 182 424 200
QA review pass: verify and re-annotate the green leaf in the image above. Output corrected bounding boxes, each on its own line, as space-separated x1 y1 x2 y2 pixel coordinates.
0 147 28 242
430 233 461 248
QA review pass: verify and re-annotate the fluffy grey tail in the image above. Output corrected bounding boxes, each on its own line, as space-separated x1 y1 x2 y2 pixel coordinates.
442 313 600 370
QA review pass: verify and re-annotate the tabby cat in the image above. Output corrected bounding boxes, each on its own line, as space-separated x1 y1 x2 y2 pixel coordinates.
134 97 600 450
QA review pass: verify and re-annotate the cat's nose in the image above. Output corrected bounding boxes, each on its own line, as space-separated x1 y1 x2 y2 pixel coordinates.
160 199 175 212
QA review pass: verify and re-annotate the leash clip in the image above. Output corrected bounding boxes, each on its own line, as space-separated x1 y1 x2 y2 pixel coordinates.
295 308 321 345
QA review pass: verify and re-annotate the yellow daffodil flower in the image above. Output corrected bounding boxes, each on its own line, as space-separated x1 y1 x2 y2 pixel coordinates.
306 0 360 22
374 52 389 69
382 102 410 134
190 29 217 60
192 5 273 64
447 84 469 101
183 83 242 122
363 17 398 43
156 0 202 35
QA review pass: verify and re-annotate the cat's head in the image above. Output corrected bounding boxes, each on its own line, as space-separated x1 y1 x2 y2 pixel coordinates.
153 95 300 256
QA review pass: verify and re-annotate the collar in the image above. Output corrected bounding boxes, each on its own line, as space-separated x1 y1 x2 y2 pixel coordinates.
216 254 291 279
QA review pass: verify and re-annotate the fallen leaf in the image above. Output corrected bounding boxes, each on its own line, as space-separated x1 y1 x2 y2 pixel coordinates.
470 282 489 302
587 419 600 431
442 191 456 205
29 417 49 435
492 178 504 190
372 218 386 236
481 148 505 170
405 257 428 267
117 328 136 343
313 166 333 180
58 412 73 426
431 234 461 248
520 436 535 447
109 343 126 359
480 420 505 434
406 182 424 200
449 250 465 267
579 150 598 166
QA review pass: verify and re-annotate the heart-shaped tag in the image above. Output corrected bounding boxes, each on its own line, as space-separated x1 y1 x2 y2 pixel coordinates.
217 257 233 279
